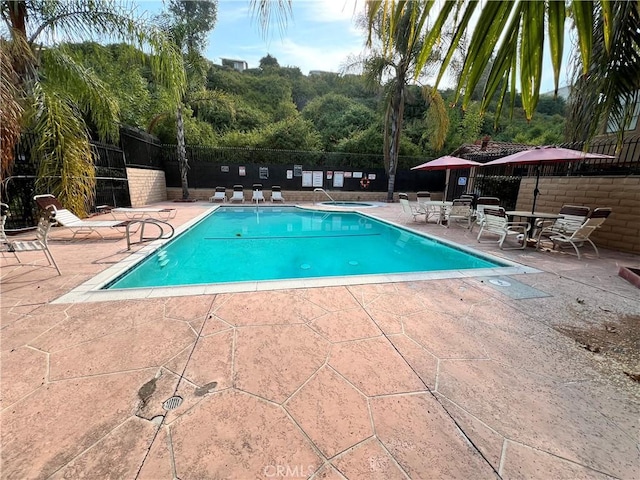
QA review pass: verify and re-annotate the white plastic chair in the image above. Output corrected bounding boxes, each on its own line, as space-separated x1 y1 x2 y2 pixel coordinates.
251 184 265 203
229 185 245 203
535 205 591 249
399 193 425 222
471 197 500 232
548 208 612 259
209 186 227 203
445 198 473 228
477 207 530 250
8 213 61 274
270 186 285 202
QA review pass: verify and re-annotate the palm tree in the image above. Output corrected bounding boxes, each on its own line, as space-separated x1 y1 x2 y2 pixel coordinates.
565 2 640 144
363 1 449 201
366 0 640 144
1 0 185 215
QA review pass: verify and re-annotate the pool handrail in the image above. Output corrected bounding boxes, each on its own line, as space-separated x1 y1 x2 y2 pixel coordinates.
313 188 335 204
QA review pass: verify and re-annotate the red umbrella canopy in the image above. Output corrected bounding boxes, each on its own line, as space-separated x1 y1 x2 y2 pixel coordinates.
411 156 483 170
482 146 615 167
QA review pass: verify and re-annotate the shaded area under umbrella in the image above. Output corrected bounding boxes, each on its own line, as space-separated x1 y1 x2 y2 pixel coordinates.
411 156 482 200
482 147 616 213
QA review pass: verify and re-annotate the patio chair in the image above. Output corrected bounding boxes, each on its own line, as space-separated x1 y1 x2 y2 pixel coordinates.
251 184 265 203
1 203 17 260
7 212 61 275
34 194 130 239
270 186 285 202
476 207 530 250
444 198 473 228
229 185 245 203
209 186 227 203
535 205 591 250
471 197 500 232
547 208 612 259
399 193 426 222
416 191 431 202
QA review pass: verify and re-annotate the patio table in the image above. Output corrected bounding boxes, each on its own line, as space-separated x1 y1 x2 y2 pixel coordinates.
505 210 561 242
419 200 453 224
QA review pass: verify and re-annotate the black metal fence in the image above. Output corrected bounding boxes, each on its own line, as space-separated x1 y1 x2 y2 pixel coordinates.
456 134 640 210
2 135 131 231
162 146 444 194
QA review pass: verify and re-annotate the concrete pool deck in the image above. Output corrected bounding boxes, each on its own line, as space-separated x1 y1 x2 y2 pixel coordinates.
1 201 639 479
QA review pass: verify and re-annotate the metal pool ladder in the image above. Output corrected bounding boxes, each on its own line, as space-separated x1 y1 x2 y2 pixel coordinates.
126 218 174 250
313 188 335 205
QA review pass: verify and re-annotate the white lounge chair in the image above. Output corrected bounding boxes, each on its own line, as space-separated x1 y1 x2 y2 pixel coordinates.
548 208 612 259
477 207 530 250
399 193 426 222
229 185 245 203
251 184 265 203
34 194 130 239
535 205 591 250
209 186 227 203
7 213 61 275
107 207 176 221
270 186 285 202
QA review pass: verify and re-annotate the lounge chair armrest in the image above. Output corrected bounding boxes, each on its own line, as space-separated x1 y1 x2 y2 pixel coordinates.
506 221 531 232
535 219 555 229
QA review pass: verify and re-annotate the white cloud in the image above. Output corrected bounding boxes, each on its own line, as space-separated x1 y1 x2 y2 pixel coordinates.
275 37 364 73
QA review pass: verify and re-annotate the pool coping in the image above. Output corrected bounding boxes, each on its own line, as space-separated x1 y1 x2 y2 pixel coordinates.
52 205 541 304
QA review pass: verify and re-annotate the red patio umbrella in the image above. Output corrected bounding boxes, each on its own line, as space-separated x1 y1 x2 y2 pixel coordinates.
411 156 482 170
482 146 615 213
411 156 482 199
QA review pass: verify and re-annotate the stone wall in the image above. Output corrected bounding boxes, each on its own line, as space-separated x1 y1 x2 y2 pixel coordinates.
126 168 167 207
516 176 640 254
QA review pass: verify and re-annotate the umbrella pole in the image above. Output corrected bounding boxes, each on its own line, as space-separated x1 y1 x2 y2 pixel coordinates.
531 165 541 214
445 169 450 201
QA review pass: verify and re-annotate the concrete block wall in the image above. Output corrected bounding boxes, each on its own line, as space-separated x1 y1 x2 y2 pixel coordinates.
126 168 168 207
516 176 640 254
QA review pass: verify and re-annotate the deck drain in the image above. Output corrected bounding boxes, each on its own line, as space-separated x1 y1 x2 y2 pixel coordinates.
162 396 183 410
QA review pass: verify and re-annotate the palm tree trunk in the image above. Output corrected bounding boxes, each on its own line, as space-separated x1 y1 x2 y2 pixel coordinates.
386 81 405 202
176 104 189 200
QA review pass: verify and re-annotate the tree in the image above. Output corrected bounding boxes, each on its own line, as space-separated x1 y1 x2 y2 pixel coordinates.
259 54 280 69
367 1 640 145
162 0 218 199
301 93 375 150
363 1 449 201
1 0 184 215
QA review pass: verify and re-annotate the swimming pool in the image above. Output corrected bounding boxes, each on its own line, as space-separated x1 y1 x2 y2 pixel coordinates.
105 206 503 289
55 205 538 302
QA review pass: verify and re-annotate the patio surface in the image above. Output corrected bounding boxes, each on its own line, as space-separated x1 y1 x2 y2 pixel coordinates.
1 201 639 479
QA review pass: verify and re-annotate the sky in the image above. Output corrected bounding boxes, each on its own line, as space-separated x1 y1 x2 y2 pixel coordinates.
138 0 368 75
136 0 571 93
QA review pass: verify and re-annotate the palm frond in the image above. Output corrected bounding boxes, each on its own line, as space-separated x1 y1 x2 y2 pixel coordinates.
423 88 449 151
26 82 96 216
42 47 120 142
249 0 292 38
565 2 640 145
0 39 24 179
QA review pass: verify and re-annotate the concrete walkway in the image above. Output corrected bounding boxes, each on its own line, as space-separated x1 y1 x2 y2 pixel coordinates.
1 202 638 479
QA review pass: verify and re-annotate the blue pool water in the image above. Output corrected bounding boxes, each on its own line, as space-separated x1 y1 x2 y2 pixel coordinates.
105 206 503 289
